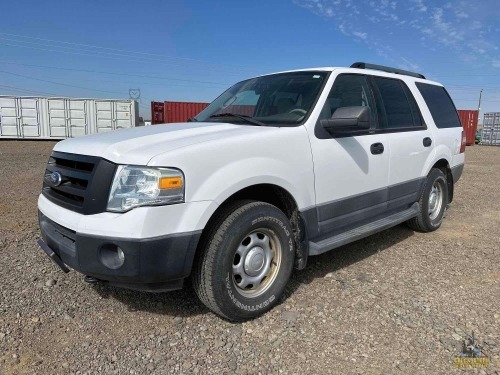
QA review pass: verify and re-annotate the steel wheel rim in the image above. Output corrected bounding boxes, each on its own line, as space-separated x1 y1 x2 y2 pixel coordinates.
232 228 282 298
428 181 443 220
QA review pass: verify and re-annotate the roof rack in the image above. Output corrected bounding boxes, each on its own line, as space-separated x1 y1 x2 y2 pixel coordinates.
350 62 426 79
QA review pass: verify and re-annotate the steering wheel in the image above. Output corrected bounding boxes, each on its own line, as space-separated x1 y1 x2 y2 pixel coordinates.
288 108 307 115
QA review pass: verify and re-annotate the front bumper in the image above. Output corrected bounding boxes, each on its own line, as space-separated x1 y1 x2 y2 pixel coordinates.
38 211 201 292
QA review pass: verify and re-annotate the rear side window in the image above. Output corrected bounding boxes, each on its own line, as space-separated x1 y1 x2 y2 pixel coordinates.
373 77 422 129
416 83 461 128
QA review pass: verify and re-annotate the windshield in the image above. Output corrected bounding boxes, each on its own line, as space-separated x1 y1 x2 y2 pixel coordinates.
195 71 328 126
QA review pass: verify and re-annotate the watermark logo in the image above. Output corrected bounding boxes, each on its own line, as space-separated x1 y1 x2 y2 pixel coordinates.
453 332 490 369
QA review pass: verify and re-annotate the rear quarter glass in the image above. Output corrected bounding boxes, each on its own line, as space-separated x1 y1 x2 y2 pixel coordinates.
415 83 461 129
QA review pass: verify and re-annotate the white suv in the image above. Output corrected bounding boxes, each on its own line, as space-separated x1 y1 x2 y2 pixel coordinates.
38 62 465 320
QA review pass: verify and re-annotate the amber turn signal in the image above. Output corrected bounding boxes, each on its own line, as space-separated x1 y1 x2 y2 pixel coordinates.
159 176 183 189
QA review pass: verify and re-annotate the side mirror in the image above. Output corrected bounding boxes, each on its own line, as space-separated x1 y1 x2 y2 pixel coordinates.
320 106 371 134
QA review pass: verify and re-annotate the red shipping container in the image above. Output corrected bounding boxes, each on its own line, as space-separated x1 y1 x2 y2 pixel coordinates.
215 105 255 117
151 101 209 124
164 101 209 123
151 102 165 125
457 110 479 146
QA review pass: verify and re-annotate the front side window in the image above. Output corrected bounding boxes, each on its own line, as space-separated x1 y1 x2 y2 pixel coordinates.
373 77 422 129
416 83 461 128
318 74 376 126
195 72 328 126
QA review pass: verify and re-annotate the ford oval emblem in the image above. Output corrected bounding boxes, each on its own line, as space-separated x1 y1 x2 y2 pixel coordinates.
50 171 63 186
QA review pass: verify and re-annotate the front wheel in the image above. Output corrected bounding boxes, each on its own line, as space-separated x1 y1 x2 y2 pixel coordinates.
193 200 295 321
407 168 449 232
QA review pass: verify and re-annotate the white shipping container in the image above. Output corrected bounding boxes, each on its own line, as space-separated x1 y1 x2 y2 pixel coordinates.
480 128 500 146
0 96 138 139
483 112 500 129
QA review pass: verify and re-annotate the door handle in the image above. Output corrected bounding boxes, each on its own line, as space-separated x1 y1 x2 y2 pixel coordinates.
423 137 432 147
370 142 384 155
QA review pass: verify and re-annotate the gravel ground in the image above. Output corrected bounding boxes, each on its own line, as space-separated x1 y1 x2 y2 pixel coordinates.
0 140 499 375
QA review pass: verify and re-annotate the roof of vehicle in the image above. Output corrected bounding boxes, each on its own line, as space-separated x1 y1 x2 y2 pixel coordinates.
258 63 443 87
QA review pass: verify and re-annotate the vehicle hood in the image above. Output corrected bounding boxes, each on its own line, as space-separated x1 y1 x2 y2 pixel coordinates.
53 122 272 165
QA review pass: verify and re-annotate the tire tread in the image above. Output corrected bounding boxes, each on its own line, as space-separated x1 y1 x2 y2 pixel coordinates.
407 168 447 232
193 200 276 320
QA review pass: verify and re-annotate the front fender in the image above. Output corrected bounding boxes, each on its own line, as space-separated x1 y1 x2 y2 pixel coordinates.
192 157 312 209
147 125 316 230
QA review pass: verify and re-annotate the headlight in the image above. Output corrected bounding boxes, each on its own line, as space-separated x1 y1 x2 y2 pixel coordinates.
107 166 184 212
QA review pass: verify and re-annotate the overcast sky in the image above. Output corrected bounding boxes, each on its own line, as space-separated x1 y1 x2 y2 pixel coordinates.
0 0 499 119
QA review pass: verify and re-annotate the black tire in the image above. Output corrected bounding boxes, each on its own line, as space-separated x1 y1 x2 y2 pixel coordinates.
407 168 449 232
193 200 295 321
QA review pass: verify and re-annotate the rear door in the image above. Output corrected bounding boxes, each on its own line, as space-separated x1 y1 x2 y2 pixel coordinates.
415 83 464 163
0 97 19 137
114 101 133 130
370 76 434 211
18 98 40 137
48 99 68 138
95 100 114 133
95 100 133 133
67 99 88 137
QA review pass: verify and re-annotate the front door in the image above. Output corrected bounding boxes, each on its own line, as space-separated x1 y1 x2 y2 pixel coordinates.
307 73 390 239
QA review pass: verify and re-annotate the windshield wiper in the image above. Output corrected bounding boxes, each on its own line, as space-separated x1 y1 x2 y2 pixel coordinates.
208 113 265 126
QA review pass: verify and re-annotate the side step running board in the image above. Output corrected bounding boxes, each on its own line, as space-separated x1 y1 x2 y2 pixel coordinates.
308 203 420 256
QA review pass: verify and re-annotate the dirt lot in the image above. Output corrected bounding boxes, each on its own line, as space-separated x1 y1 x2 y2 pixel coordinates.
0 140 499 375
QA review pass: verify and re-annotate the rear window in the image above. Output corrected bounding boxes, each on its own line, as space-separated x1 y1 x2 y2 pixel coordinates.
373 77 423 129
416 83 461 128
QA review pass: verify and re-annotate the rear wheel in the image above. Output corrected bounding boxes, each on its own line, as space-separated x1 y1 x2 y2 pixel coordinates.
407 168 449 232
193 200 295 321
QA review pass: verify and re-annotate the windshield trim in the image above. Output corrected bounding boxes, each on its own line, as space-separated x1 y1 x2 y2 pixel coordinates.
195 70 332 127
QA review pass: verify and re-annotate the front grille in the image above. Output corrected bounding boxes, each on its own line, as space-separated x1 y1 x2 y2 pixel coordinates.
42 151 116 215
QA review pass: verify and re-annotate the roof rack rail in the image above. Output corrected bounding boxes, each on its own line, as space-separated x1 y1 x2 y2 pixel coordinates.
350 62 426 79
